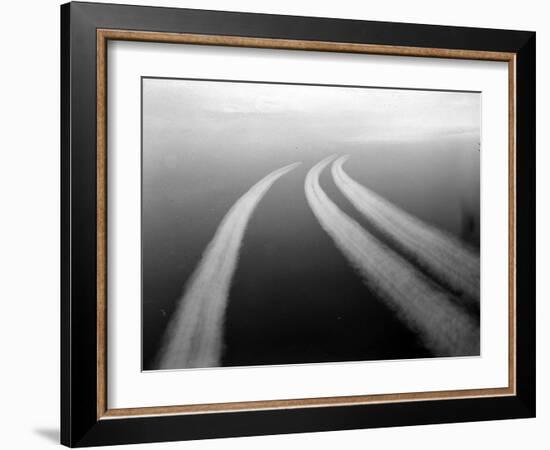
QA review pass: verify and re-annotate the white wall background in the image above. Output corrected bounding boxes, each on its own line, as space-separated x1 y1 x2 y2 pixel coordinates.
0 0 546 448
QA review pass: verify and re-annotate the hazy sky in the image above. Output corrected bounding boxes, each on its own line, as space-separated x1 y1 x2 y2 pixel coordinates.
143 78 480 148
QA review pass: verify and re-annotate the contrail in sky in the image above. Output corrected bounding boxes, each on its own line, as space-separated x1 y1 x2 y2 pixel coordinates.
157 162 301 369
332 155 480 307
305 155 479 356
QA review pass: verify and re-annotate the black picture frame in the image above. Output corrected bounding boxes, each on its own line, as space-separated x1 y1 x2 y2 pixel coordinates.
61 1 535 447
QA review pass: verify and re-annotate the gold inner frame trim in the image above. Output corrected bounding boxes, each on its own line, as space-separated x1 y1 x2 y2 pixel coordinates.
96 28 517 420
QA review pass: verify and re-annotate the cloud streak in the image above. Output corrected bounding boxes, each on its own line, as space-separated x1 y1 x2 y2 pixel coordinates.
332 155 479 306
156 162 301 369
305 156 479 356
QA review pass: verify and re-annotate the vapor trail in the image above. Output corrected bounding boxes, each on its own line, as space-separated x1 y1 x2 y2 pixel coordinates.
332 155 480 307
305 156 479 356
157 162 301 369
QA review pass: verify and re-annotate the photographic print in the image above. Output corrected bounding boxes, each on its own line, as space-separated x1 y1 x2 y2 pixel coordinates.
142 77 481 371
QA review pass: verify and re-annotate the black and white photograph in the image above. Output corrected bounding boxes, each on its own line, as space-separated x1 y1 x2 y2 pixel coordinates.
141 77 481 371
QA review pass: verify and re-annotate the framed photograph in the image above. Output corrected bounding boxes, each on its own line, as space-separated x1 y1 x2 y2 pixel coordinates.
61 2 536 447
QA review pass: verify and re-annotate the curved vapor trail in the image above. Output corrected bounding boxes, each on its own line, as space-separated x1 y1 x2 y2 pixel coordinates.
332 155 480 307
305 156 479 356
157 162 301 369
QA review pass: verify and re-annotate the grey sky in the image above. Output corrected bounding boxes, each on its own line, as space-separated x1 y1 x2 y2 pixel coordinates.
143 78 480 148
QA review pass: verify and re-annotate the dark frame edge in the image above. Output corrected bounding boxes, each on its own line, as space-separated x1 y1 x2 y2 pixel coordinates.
62 2 102 447
514 31 536 418
60 2 72 447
